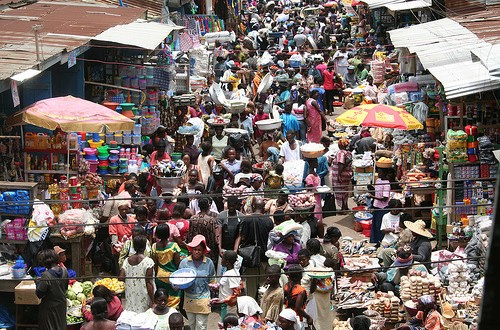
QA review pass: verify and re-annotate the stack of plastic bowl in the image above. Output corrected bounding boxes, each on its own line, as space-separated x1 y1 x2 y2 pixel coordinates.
119 158 128 174
108 149 119 174
88 133 104 149
97 146 109 175
83 148 98 173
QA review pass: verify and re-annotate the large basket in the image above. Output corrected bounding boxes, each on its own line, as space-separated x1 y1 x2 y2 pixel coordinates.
155 176 183 189
301 150 325 159
376 160 393 168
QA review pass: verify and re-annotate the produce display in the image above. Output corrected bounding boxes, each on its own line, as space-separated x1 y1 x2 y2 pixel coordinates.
223 185 249 198
207 116 230 125
288 191 315 209
67 315 84 325
93 278 126 293
340 238 376 256
369 291 400 323
336 277 374 309
58 209 87 238
446 262 472 299
399 270 441 302
343 256 379 270
82 172 103 191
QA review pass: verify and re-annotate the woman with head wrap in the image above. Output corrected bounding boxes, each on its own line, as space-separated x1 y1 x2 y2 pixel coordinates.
278 309 301 330
416 295 444 330
330 138 353 211
236 296 263 326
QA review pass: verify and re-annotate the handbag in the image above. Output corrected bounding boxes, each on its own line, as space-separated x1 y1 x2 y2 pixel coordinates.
238 216 261 268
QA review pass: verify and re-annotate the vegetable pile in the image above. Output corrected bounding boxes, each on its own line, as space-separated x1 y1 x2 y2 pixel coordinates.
288 191 315 209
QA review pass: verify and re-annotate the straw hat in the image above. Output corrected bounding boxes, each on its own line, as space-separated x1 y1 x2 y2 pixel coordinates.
404 220 433 238
442 302 455 319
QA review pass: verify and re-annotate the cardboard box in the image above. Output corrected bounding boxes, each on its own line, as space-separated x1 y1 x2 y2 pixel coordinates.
446 225 454 234
15 281 41 305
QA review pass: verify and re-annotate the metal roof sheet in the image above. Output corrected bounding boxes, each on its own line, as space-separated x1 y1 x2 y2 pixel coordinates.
451 4 500 44
92 0 163 18
385 0 432 11
472 44 500 80
0 1 145 80
428 61 500 99
92 20 184 50
361 0 431 9
388 18 489 69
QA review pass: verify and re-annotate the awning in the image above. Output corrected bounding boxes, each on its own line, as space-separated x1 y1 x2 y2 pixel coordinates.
361 0 431 10
92 20 184 50
428 61 500 99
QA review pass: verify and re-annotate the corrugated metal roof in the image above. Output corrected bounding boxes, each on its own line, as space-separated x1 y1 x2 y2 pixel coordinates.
91 0 163 18
389 18 500 99
451 4 500 44
388 18 489 69
472 44 500 80
0 1 145 80
385 0 432 11
92 20 184 50
361 0 431 9
428 61 500 99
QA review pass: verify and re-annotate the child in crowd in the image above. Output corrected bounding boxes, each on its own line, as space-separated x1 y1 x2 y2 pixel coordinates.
306 238 326 267
53 246 67 269
118 225 152 269
260 264 284 323
283 264 313 328
214 251 242 320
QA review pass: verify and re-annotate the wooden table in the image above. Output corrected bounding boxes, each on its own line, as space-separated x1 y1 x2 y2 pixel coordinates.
0 236 84 276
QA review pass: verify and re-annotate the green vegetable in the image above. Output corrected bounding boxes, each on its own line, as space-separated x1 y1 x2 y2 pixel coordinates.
76 293 86 303
66 289 76 300
72 282 83 294
66 315 83 324
82 281 93 296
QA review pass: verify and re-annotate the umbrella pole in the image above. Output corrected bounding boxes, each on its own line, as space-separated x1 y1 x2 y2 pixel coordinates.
372 141 377 184
67 134 70 179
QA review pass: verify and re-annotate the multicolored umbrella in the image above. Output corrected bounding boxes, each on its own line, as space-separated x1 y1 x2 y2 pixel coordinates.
335 104 424 130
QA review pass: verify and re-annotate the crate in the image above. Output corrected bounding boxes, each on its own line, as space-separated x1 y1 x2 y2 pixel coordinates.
15 281 41 305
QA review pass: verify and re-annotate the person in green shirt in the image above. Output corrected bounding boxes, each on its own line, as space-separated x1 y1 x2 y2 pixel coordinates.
356 63 369 81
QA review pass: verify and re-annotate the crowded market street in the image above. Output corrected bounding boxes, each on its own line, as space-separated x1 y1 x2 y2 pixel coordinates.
0 0 498 329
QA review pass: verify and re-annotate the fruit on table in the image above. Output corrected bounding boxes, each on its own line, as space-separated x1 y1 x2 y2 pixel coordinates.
94 278 125 292
66 315 84 324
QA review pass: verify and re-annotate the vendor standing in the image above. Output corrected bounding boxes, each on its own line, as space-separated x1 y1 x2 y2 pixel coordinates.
211 126 229 161
369 168 391 246
109 201 137 274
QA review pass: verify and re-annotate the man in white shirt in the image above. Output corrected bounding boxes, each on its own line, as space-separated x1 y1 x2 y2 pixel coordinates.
380 199 403 248
279 130 302 163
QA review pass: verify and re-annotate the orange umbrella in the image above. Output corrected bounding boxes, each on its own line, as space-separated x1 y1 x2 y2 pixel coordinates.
335 104 423 130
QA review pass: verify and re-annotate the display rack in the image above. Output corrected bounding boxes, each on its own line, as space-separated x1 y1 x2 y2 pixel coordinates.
448 162 497 221
0 182 39 219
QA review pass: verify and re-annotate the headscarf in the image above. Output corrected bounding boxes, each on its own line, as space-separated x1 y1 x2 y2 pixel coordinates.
237 296 263 316
107 179 120 191
338 138 349 149
279 309 301 330
267 147 280 164
250 173 263 182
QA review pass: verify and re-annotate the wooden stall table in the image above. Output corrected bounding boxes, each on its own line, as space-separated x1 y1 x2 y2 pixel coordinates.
0 235 85 276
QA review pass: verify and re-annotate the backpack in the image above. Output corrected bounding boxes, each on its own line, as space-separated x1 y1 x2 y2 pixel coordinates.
308 68 324 85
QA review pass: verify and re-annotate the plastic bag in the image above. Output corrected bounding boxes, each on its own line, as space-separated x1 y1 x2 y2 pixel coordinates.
58 209 87 238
